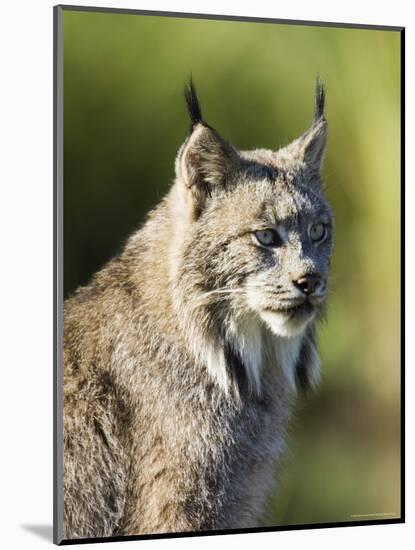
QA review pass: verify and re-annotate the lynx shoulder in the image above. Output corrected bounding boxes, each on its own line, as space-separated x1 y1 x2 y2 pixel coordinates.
63 78 334 539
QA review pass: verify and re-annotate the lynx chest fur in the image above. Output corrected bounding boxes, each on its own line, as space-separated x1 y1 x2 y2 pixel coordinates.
63 79 333 539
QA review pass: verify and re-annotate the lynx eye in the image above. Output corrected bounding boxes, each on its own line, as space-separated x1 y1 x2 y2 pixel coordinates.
309 222 327 243
254 229 281 247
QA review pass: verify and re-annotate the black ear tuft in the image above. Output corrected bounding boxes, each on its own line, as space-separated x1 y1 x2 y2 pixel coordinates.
314 76 325 121
185 78 203 130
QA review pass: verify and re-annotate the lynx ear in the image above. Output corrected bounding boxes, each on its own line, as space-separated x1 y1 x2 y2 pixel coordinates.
297 120 327 175
298 78 327 174
282 78 327 177
175 81 241 220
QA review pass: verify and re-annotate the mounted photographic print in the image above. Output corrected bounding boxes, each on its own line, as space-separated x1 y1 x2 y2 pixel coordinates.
53 5 404 545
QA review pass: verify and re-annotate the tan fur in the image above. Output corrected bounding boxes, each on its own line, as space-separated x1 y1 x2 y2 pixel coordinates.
63 82 333 539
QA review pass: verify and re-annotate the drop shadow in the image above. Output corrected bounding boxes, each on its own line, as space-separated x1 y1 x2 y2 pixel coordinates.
21 524 53 542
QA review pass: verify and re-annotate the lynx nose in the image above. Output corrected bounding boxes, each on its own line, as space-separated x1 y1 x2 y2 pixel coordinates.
293 273 322 296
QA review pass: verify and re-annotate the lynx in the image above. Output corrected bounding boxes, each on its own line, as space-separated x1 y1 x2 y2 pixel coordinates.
63 78 334 539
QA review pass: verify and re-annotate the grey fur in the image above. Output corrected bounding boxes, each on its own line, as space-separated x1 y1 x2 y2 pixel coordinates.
63 79 334 539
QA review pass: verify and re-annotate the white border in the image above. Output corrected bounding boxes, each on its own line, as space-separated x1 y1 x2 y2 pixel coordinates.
0 1 411 548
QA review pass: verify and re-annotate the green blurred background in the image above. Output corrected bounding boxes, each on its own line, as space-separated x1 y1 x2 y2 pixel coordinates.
63 10 401 528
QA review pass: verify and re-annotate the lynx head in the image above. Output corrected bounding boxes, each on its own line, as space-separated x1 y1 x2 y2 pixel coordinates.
170 79 333 396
